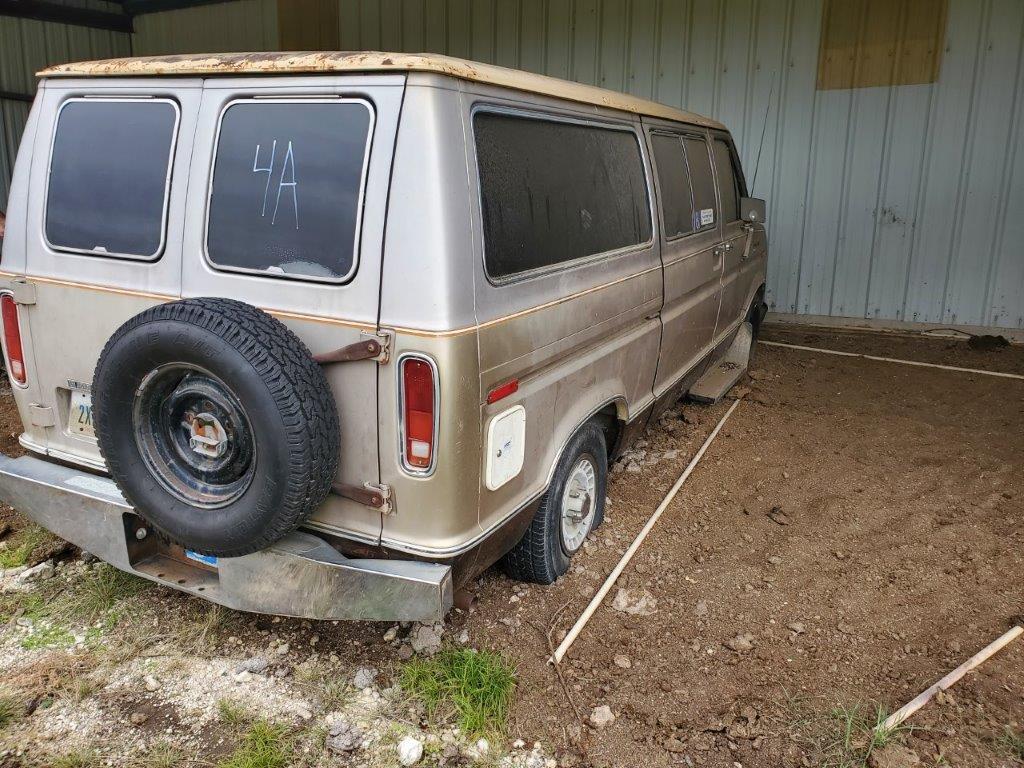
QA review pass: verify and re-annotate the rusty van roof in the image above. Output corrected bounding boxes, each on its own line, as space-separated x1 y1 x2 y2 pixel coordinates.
38 51 724 130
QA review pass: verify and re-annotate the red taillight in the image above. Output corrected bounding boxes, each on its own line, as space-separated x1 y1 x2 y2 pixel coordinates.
402 357 436 470
486 378 519 405
1 294 26 385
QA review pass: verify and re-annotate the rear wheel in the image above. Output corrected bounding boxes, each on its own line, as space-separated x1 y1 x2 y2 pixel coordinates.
502 422 607 584
93 298 340 557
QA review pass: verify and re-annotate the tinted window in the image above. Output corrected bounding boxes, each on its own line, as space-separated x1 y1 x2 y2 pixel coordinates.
207 101 372 282
474 112 652 279
712 138 740 222
45 99 177 259
682 137 717 229
651 134 695 238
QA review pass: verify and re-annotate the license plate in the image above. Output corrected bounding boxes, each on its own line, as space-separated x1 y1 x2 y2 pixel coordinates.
69 390 95 438
185 550 218 567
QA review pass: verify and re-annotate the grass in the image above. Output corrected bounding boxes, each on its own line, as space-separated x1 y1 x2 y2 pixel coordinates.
0 689 24 731
217 720 293 768
218 698 254 728
71 565 152 623
0 563 152 649
1001 728 1024 762
821 702 914 768
399 648 516 736
124 741 187 768
47 750 103 768
0 525 53 568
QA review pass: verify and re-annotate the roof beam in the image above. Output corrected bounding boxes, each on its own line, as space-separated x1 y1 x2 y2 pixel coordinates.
0 89 35 103
120 0 233 16
0 0 133 32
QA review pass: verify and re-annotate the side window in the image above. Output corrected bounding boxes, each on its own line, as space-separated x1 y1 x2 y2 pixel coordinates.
712 138 741 223
206 99 373 283
474 111 652 280
45 99 178 259
682 137 717 230
650 134 695 239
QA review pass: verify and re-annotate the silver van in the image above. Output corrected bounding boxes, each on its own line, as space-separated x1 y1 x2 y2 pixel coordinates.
0 52 766 623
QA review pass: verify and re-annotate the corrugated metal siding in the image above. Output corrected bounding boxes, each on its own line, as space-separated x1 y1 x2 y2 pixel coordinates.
0 6 130 210
132 0 278 55
330 0 1024 330
1 0 1021 329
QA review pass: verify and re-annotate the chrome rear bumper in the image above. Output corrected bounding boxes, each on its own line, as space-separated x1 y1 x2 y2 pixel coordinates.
0 454 452 622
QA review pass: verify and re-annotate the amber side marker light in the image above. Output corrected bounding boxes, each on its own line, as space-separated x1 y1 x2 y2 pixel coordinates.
1 294 26 385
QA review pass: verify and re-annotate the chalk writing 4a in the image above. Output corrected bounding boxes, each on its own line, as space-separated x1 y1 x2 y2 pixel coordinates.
252 140 299 229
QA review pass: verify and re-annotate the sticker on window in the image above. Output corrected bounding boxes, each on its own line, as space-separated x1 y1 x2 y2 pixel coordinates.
700 208 715 227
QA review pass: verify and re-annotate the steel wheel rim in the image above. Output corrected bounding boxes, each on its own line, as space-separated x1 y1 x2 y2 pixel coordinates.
132 364 256 509
560 455 597 553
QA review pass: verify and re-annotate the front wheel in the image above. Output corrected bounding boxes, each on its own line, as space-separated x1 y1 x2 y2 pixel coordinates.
502 422 607 584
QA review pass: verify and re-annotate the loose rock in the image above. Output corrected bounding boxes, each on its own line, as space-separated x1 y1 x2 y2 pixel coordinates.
611 588 658 616
325 718 363 753
16 561 54 584
410 623 444 655
613 654 632 669
234 657 269 675
353 666 378 690
397 735 424 765
590 705 615 729
725 633 756 652
143 675 162 692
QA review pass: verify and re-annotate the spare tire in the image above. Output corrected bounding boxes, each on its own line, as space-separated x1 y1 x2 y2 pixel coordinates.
93 298 340 557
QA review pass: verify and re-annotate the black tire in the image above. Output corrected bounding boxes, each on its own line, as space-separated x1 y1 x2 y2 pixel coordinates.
93 298 339 557
502 422 607 584
747 290 767 363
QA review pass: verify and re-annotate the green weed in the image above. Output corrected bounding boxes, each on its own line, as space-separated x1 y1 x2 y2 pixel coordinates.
218 698 253 728
822 702 913 768
400 648 516 736
1000 727 1024 762
0 689 24 731
217 720 293 768
0 525 53 568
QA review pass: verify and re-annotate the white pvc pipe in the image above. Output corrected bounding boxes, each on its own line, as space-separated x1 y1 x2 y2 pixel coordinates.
550 398 742 664
760 340 1024 381
879 625 1023 732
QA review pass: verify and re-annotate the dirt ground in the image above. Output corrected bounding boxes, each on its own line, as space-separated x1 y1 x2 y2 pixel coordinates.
1 324 1022 767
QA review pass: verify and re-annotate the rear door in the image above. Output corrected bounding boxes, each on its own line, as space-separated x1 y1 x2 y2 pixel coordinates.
644 124 725 396
19 81 201 468
711 133 751 334
181 75 404 546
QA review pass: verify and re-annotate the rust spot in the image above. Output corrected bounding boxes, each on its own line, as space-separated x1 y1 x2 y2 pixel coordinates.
37 51 723 130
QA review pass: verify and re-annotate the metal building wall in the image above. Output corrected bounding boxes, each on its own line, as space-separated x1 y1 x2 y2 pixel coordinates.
331 0 1024 330
132 0 277 55
0 0 130 211
3 0 1022 329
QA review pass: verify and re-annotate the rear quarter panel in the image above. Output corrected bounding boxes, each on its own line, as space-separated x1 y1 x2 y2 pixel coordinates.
461 86 663 542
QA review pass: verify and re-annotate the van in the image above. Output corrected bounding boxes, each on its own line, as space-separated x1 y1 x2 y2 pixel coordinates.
0 52 767 622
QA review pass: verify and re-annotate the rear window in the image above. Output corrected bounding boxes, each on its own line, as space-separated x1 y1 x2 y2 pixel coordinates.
474 112 652 280
650 134 695 238
682 137 717 229
206 99 373 283
45 99 178 259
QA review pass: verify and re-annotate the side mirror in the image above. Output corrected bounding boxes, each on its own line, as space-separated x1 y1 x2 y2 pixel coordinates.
740 197 766 224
